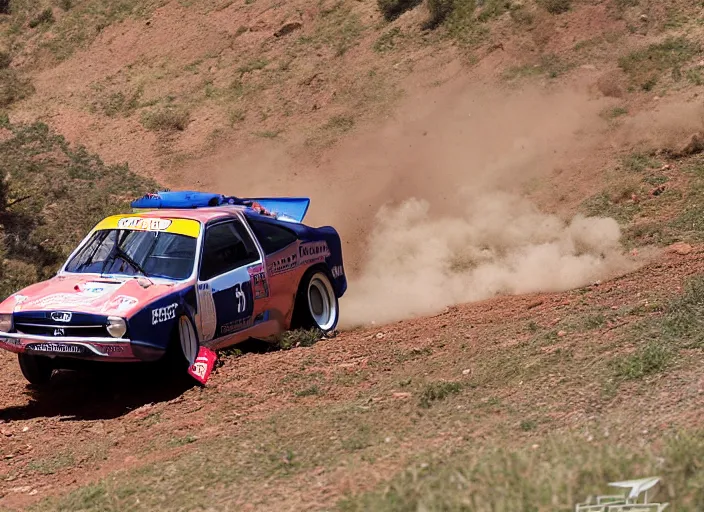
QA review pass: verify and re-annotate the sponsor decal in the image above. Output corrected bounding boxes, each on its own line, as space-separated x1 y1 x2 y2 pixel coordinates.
50 311 73 323
12 294 28 312
299 241 330 264
94 344 125 354
0 337 21 347
151 303 178 325
220 316 253 335
53 328 65 337
117 217 173 231
268 254 297 276
30 293 97 309
251 271 269 300
26 343 84 354
188 346 217 385
30 282 120 309
104 295 139 313
331 265 344 279
197 283 209 291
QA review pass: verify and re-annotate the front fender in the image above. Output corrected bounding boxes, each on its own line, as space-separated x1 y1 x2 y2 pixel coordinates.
126 286 198 361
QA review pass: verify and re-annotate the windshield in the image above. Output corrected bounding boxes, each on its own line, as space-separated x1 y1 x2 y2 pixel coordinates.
64 229 197 280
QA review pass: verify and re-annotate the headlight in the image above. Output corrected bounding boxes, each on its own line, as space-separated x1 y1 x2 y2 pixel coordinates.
0 313 12 332
0 314 12 333
107 316 127 338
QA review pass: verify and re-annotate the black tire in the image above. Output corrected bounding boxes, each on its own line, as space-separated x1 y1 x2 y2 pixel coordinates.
18 353 54 386
161 316 199 376
291 267 339 333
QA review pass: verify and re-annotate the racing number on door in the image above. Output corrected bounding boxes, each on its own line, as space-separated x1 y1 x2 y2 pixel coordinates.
235 283 246 313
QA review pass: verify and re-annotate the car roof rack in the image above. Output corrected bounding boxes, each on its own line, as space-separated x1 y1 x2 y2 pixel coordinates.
130 190 310 223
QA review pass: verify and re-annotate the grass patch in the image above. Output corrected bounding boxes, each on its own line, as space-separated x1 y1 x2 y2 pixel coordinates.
169 435 198 447
601 106 628 119
32 1 160 61
373 27 402 53
29 7 55 28
423 0 481 47
276 328 324 350
504 54 572 81
377 0 422 21
0 51 12 69
610 275 704 381
27 452 75 475
295 385 322 397
658 275 704 348
0 68 34 107
253 130 281 139
140 107 190 131
95 87 143 117
237 58 268 75
621 152 659 173
477 0 510 22
537 0 571 14
687 67 704 86
619 37 700 90
610 340 674 380
419 381 462 408
338 432 704 510
519 419 537 431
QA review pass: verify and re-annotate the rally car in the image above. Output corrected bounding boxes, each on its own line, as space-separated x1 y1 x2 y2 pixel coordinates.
0 191 346 386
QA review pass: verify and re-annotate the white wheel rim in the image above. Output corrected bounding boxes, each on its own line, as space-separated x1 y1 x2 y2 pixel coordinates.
179 316 198 365
307 273 337 331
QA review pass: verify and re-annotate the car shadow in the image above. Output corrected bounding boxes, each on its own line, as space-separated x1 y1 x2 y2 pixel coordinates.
0 339 276 423
0 362 198 422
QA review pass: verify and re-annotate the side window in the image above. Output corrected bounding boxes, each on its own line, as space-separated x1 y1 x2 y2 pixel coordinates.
247 218 298 255
199 220 259 281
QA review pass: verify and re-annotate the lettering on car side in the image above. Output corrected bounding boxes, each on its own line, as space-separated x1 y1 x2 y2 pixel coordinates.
151 303 178 325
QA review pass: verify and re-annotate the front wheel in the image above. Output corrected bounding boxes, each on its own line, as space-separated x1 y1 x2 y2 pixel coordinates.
18 353 54 386
292 269 339 332
161 316 199 376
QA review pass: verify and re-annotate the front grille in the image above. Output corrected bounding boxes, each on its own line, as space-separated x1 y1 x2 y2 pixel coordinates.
15 323 109 338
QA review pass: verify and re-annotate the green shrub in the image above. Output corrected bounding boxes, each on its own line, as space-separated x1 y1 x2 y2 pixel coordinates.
377 0 422 21
0 121 157 299
538 0 570 14
140 107 190 131
0 51 11 69
419 381 463 408
275 328 324 350
0 69 34 108
425 0 456 29
29 8 55 28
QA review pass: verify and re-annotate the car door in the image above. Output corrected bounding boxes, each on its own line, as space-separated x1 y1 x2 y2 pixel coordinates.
195 217 264 344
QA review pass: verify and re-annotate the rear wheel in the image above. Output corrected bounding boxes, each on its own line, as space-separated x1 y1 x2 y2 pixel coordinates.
292 269 339 332
18 353 54 386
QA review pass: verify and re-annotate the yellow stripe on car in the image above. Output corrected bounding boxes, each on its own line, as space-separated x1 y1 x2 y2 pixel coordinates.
93 215 201 238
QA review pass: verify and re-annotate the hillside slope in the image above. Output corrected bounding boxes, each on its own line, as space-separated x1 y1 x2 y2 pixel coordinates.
1 0 704 510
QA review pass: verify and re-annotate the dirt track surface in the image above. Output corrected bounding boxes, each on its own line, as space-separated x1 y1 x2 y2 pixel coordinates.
2 247 704 510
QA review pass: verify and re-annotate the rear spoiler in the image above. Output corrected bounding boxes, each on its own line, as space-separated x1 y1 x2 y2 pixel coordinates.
130 191 311 223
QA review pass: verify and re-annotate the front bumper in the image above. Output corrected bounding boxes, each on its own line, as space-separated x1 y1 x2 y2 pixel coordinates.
0 332 140 361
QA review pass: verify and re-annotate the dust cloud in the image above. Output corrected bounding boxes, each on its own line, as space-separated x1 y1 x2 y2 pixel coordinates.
212 78 683 329
338 191 639 328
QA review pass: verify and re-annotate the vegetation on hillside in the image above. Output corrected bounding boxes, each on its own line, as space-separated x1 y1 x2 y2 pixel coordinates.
0 118 157 299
